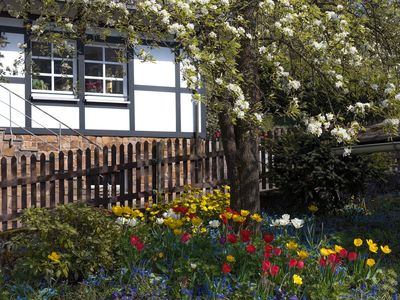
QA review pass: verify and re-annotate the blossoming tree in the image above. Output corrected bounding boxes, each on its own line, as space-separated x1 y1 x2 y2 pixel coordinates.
8 0 400 211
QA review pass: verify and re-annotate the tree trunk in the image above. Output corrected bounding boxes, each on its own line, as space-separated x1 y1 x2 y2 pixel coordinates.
219 114 260 213
218 0 261 212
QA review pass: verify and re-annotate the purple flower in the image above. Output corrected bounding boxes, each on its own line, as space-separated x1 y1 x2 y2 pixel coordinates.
219 236 226 244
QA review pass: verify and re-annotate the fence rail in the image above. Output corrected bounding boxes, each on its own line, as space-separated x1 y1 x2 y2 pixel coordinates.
0 138 275 231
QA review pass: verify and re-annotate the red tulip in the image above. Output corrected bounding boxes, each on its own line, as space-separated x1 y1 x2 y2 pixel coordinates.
262 260 271 271
240 229 252 242
270 265 280 276
130 235 141 247
180 232 191 243
289 258 298 268
339 249 348 258
264 251 271 259
135 242 145 252
319 258 327 267
263 233 274 243
328 253 340 265
347 251 358 262
222 263 231 273
246 244 257 253
227 233 237 243
297 260 305 269
273 247 282 256
264 244 273 253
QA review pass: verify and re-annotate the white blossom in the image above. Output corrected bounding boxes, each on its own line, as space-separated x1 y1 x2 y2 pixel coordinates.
288 80 301 90
208 220 220 228
156 218 165 225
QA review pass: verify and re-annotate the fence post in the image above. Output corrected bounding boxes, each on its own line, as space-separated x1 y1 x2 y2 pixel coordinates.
156 141 163 203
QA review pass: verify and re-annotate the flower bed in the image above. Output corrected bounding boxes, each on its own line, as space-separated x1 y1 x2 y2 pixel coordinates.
0 187 398 299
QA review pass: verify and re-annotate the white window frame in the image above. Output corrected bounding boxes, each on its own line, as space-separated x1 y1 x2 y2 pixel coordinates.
31 41 78 101
84 44 128 103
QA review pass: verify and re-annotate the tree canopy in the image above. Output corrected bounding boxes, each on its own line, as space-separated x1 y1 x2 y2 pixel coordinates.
3 0 400 210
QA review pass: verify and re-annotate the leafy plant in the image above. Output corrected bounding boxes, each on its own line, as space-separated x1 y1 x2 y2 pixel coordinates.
270 130 390 213
7 203 121 284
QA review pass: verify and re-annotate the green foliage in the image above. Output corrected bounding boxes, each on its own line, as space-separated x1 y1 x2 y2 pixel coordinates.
6 203 121 284
270 130 390 212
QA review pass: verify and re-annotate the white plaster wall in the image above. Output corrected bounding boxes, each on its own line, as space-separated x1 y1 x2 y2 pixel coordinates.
85 107 130 130
180 93 194 132
0 32 24 77
135 90 176 132
134 46 176 87
31 106 79 129
0 83 26 127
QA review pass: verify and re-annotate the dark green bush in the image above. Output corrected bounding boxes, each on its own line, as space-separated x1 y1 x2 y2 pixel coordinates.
6 203 121 284
270 130 391 213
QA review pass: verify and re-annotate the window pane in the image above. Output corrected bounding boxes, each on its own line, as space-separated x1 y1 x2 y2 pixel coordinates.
105 48 121 62
85 63 103 77
85 79 103 93
54 60 73 75
85 46 103 61
32 59 51 74
106 80 123 94
105 64 123 78
54 77 73 91
32 42 51 57
53 43 74 58
32 76 52 90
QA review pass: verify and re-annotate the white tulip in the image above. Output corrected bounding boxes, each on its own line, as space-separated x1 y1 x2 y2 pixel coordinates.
291 218 304 229
156 218 165 225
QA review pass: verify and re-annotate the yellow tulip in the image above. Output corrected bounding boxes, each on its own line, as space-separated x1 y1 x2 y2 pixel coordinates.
250 213 263 222
173 228 182 235
226 255 235 263
308 204 318 213
366 258 376 267
293 274 303 285
380 245 392 254
287 241 298 250
367 240 378 253
320 248 331 257
334 245 344 253
354 238 363 247
240 210 250 217
297 250 309 259
48 251 61 263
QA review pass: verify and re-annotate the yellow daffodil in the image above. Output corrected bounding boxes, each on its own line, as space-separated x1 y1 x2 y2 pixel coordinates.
367 240 378 253
297 250 309 259
293 274 303 285
226 255 235 263
158 252 164 258
200 227 207 234
380 245 392 254
286 241 298 250
173 228 182 235
366 258 376 267
48 251 61 263
250 213 263 222
354 238 363 247
335 245 344 253
240 210 250 217
308 204 318 213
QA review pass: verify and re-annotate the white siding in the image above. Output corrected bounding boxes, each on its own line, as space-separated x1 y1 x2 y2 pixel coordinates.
134 46 176 87
0 83 25 127
85 108 130 130
31 106 79 129
135 90 176 132
0 32 24 77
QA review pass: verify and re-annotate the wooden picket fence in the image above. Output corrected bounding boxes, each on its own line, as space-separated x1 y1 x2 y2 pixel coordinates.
0 137 276 231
